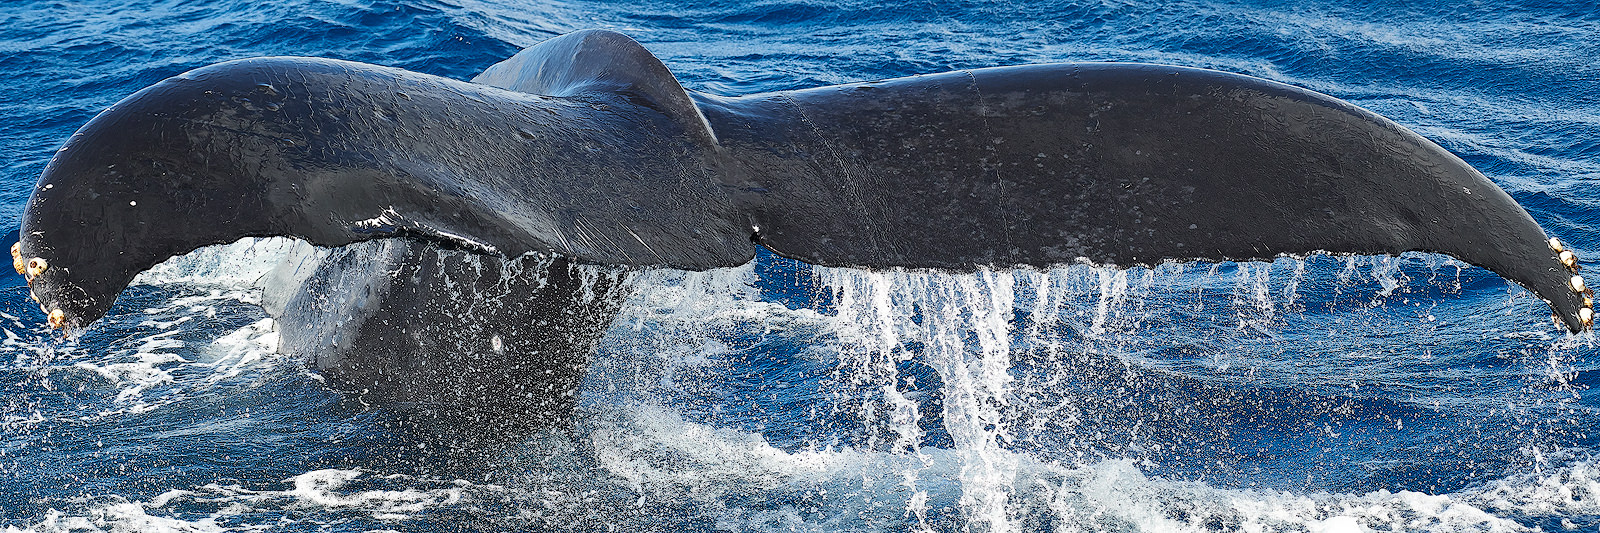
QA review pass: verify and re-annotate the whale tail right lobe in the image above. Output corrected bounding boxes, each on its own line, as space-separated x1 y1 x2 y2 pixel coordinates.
694 63 1589 330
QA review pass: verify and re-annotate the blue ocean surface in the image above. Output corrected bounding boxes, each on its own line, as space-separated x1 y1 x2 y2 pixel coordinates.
2 0 1599 531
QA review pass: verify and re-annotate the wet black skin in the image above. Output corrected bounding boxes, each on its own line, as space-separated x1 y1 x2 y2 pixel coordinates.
17 30 1590 408
259 238 626 419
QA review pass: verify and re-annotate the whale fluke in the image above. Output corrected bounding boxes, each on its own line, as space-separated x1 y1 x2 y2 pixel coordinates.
701 63 1590 332
17 29 1592 338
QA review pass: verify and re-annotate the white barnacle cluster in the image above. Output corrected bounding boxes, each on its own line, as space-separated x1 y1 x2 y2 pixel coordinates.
12 242 64 329
1550 237 1594 328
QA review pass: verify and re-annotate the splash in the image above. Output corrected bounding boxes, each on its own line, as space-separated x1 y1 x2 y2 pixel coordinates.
818 268 1023 531
2 238 1590 532
796 253 1584 529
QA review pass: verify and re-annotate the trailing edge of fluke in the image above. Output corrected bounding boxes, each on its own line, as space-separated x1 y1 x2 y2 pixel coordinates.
15 29 1594 332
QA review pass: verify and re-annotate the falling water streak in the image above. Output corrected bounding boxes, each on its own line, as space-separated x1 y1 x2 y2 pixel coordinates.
943 270 1017 533
1019 269 1054 352
828 269 903 450
1283 258 1306 308
815 268 934 529
817 267 1028 531
1011 267 1095 470
1042 267 1092 340
1233 262 1275 327
1089 269 1131 338
1370 255 1403 298
1338 256 1360 286
1019 268 1076 366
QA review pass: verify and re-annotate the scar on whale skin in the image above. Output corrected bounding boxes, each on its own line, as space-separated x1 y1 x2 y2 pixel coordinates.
15 30 1592 410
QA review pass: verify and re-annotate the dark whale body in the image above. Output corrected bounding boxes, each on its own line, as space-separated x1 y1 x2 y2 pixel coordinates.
259 239 626 417
17 30 1592 412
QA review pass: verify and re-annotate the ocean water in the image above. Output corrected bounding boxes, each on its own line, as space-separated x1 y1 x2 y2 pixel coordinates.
2 0 1599 531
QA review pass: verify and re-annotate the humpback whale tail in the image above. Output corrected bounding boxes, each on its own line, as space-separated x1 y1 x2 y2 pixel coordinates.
15 29 1592 340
